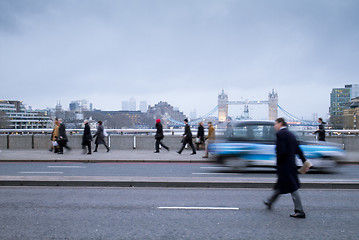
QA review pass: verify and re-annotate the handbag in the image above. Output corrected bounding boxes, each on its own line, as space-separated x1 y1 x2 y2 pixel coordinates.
195 137 201 143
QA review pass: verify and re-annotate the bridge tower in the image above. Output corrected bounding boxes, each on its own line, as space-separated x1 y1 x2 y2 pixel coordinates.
268 89 278 120
218 90 228 122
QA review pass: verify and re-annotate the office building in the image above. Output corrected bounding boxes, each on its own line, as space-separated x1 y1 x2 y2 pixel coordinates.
0 100 52 129
330 84 359 129
343 97 359 129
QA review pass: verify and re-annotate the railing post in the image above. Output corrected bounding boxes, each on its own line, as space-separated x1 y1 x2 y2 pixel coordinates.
108 135 111 148
32 134 35 149
7 134 9 149
133 135 137 149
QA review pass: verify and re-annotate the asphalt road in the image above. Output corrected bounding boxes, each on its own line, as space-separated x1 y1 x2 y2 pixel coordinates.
0 187 358 240
1 162 359 181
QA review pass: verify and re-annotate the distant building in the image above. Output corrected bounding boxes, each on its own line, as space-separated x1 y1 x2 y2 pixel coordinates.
139 101 147 113
128 98 136 111
122 101 129 111
330 84 359 129
343 97 359 129
147 101 187 128
84 110 146 128
69 100 91 113
0 100 52 129
190 109 197 120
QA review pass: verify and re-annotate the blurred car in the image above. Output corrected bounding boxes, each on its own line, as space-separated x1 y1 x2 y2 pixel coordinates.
208 120 345 172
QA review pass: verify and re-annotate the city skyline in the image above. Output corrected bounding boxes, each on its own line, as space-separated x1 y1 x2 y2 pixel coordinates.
1 1 359 120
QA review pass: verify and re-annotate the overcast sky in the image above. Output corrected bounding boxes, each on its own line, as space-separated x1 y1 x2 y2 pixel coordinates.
1 0 358 120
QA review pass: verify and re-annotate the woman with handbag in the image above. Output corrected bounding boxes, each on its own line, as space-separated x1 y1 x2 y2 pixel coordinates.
93 121 110 152
196 122 205 150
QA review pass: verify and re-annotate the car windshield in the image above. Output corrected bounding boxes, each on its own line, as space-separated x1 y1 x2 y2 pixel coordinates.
230 123 276 141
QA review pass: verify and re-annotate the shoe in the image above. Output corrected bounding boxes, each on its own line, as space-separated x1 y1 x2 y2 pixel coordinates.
263 201 272 210
87 152 91 155
290 212 306 218
93 150 98 152
107 148 110 152
177 151 181 154
58 152 63 154
191 153 196 155
154 151 160 153
166 147 170 151
202 155 208 158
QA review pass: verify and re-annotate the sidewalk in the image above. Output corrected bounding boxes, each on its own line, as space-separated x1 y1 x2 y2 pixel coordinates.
0 149 209 163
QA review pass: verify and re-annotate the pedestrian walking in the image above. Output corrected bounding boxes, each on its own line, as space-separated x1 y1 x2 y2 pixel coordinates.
177 119 196 155
196 122 205 150
57 119 71 154
82 120 92 155
314 118 326 141
50 118 60 153
93 121 110 152
203 122 215 158
264 118 307 218
154 119 169 153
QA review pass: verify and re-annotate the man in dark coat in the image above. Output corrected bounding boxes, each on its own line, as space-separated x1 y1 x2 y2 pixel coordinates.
93 121 110 152
314 118 326 141
154 119 169 153
177 119 196 155
264 118 307 218
57 119 71 154
82 120 92 155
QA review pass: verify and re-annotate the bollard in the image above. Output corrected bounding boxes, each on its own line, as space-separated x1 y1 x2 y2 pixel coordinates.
7 134 9 149
32 134 35 149
133 135 136 149
108 135 111 148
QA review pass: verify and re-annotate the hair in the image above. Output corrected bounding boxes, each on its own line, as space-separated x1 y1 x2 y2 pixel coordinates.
318 117 323 121
208 122 212 124
184 119 188 123
275 117 287 126
98 121 103 125
54 118 58 121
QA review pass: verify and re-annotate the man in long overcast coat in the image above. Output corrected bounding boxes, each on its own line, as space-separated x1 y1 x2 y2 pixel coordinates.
264 117 307 218
177 119 196 155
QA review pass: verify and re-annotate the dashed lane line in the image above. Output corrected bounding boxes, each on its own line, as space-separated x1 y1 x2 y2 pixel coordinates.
158 207 239 210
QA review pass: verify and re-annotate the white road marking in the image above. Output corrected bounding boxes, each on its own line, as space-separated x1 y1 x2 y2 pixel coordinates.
192 172 234 175
200 167 227 169
19 172 64 174
48 166 86 168
158 207 239 210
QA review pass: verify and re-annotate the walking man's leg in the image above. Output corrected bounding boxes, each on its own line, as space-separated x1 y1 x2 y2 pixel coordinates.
290 190 306 218
264 188 280 209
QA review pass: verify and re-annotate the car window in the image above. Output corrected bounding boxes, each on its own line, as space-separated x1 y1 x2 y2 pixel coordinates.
232 124 276 141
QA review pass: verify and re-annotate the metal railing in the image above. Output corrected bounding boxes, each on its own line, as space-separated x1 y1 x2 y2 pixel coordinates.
0 128 359 135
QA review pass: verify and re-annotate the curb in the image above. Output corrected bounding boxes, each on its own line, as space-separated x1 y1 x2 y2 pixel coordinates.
1 180 359 189
0 159 357 164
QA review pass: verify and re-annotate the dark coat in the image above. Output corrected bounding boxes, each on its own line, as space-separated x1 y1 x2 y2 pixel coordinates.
82 123 92 145
315 123 326 141
58 123 68 142
197 125 205 142
183 124 192 142
275 128 306 194
155 122 164 140
94 125 106 145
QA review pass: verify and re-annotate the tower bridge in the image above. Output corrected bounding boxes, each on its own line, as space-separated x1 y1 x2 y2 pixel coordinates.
218 89 278 122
